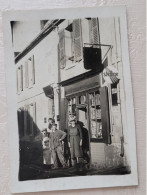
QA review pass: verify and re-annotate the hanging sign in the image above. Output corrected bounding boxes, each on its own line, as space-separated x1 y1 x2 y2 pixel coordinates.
103 65 120 84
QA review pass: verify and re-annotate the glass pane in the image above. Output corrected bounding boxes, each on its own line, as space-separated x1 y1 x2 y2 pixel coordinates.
79 95 86 104
95 92 100 106
91 121 97 138
72 97 76 104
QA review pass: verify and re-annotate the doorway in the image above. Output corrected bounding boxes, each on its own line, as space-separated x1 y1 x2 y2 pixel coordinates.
77 104 90 163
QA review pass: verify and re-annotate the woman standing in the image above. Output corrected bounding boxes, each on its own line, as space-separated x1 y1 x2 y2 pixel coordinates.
68 119 83 166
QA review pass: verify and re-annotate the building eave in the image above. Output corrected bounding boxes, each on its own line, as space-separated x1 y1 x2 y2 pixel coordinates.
15 19 65 64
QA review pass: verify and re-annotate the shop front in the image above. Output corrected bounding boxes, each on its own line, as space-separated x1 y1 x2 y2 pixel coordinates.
59 72 112 168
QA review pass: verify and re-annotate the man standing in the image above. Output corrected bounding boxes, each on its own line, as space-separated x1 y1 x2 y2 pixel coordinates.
47 118 55 137
49 124 67 169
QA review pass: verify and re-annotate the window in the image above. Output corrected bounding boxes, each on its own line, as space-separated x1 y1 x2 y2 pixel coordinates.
58 19 83 69
25 55 35 88
16 65 23 94
66 87 111 144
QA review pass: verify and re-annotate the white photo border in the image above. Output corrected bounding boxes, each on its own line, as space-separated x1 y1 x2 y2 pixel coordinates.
2 6 138 193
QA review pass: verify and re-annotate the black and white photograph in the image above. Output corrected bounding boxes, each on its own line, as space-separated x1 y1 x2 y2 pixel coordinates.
3 6 138 193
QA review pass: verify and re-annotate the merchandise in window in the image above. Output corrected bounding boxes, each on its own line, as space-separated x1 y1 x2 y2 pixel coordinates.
89 91 102 139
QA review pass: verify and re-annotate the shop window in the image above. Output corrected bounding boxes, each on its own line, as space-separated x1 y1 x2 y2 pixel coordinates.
89 87 111 144
65 87 111 144
16 65 23 94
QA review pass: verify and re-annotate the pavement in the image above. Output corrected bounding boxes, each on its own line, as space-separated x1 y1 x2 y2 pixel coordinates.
19 163 131 181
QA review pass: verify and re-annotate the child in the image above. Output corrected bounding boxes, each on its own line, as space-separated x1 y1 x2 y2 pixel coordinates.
41 128 52 167
42 136 52 165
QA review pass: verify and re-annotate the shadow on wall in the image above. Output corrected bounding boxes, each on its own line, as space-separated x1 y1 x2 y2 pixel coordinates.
17 109 43 181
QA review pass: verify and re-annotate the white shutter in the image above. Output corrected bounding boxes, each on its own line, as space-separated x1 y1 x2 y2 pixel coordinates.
20 65 23 91
90 18 100 45
58 30 66 69
73 19 83 62
31 55 35 84
17 67 21 93
25 61 29 88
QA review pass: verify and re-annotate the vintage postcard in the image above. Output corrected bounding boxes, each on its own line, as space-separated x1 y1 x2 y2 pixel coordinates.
2 6 138 193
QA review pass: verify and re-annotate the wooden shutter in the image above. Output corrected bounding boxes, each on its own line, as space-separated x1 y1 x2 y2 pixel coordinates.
100 86 111 144
58 30 66 69
20 65 23 91
25 61 29 88
73 19 83 62
90 18 100 45
31 55 35 84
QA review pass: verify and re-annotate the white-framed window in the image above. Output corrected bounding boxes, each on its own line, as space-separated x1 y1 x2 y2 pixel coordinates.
58 19 83 69
25 55 35 88
16 65 23 94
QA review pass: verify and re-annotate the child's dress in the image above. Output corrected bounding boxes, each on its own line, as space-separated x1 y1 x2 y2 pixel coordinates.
42 137 52 164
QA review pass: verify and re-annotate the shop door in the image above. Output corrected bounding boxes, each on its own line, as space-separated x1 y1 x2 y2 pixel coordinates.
76 95 90 163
